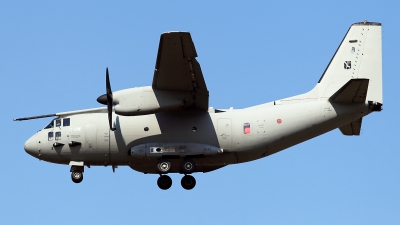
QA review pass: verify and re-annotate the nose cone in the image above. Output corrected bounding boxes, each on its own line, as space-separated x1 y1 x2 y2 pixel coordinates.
97 94 107 105
24 136 38 157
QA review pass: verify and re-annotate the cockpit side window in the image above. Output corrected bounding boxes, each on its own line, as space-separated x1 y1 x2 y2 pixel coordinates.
48 132 53 141
63 118 70 127
44 119 55 129
55 132 61 141
56 119 61 127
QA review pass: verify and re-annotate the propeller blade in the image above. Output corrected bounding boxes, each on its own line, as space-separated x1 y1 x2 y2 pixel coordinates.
105 68 116 131
108 101 115 131
106 68 112 100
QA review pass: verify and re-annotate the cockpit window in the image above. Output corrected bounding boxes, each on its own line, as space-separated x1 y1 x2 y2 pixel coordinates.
56 119 61 127
44 119 55 129
55 132 61 141
48 132 53 141
63 118 70 127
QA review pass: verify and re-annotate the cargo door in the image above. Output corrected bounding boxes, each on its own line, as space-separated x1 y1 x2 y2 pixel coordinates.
218 119 232 149
85 124 97 151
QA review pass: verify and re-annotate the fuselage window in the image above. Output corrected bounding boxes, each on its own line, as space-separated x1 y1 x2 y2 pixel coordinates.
63 118 70 127
44 119 55 129
244 123 250 134
48 132 54 141
55 132 61 141
56 119 61 127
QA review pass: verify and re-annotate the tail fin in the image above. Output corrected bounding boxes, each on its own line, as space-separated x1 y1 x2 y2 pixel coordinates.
317 22 382 104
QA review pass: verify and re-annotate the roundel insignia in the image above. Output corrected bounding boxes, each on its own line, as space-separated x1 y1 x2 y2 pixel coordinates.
277 119 282 124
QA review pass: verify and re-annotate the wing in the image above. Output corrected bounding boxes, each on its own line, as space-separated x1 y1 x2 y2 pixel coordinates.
152 32 209 110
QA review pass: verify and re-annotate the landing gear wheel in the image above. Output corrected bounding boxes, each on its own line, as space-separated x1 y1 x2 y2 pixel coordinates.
181 175 196 190
157 175 172 190
157 160 171 174
71 170 83 183
181 159 196 174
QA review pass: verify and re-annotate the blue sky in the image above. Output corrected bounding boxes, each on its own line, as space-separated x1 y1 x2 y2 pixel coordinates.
1 1 399 224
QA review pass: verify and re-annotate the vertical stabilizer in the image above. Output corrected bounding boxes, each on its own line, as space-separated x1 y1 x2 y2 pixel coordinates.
317 22 382 104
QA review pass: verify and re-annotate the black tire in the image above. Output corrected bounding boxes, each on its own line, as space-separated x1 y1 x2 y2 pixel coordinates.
157 160 171 174
157 175 172 190
71 170 83 183
181 175 196 190
181 159 196 174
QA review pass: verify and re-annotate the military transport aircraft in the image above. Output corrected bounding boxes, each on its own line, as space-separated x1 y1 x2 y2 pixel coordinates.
15 21 382 190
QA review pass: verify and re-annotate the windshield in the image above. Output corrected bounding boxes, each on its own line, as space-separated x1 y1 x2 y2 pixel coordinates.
44 119 55 129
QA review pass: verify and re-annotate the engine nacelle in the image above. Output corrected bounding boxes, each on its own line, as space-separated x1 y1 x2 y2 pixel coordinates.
130 142 223 158
112 86 194 116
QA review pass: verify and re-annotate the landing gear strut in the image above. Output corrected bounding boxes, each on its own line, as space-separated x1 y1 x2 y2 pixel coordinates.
157 175 172 190
181 175 196 190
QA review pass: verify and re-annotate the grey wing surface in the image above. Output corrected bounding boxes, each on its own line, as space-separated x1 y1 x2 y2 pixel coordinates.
152 32 209 111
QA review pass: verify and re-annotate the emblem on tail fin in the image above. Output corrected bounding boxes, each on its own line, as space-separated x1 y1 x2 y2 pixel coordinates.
344 61 351 69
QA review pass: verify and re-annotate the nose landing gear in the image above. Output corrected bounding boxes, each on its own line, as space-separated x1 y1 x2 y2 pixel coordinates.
71 170 83 183
69 162 85 183
70 165 84 183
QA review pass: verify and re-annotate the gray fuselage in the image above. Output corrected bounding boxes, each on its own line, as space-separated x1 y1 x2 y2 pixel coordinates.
24 99 370 174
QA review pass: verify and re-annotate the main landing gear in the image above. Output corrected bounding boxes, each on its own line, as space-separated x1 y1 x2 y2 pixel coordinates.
157 175 172 190
181 175 196 190
157 159 172 173
156 159 197 190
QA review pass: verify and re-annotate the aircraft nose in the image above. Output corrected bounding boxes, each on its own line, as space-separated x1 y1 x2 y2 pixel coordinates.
24 136 38 156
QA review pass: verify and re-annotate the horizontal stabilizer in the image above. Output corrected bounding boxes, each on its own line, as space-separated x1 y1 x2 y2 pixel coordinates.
339 118 362 135
330 79 369 103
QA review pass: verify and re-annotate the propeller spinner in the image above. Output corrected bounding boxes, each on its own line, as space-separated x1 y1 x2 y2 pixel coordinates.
97 68 116 131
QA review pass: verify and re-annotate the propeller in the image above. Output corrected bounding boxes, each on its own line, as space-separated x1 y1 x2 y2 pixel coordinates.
97 68 116 131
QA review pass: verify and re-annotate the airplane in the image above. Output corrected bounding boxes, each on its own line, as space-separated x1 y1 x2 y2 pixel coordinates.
15 21 382 190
